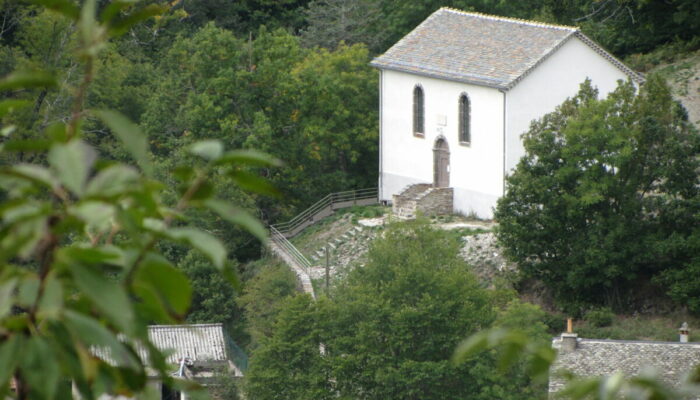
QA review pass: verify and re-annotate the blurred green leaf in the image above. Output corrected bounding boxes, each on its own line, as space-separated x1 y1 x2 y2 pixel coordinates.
0 99 31 117
0 335 21 392
205 199 267 242
599 372 624 400
59 246 123 266
100 0 137 23
2 139 52 152
94 110 152 176
498 337 526 372
108 4 167 36
0 70 56 91
186 180 214 201
78 0 104 56
221 263 241 292
27 0 79 19
559 376 600 399
38 272 63 319
628 374 678 399
69 263 134 334
216 149 283 167
229 169 280 197
64 310 140 369
0 125 15 137
528 346 557 381
452 330 490 365
167 227 227 269
189 140 223 161
20 336 60 399
71 201 115 232
0 278 17 319
3 164 56 188
48 140 95 196
134 254 192 317
17 275 39 308
86 165 140 198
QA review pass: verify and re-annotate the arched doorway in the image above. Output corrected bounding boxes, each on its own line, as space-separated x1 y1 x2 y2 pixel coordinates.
433 137 450 187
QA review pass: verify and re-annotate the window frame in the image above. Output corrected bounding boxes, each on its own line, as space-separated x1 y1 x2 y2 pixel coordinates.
413 84 425 137
458 92 471 145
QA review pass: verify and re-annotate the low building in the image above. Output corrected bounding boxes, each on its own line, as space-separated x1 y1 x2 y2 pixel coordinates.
549 327 700 398
89 323 246 400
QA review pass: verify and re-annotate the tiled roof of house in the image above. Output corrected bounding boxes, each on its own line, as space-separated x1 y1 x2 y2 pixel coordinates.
370 8 643 89
549 337 700 394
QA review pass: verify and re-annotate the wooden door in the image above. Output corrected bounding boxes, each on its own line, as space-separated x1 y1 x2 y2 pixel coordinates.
433 138 450 187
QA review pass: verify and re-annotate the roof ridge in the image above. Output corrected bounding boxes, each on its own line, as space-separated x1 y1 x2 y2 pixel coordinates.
149 323 223 329
438 7 578 32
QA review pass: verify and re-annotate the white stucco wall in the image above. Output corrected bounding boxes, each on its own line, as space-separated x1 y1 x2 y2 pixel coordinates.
379 69 504 218
505 37 633 172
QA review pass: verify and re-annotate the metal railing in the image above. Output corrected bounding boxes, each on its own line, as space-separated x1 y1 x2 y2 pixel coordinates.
269 225 312 275
272 188 378 238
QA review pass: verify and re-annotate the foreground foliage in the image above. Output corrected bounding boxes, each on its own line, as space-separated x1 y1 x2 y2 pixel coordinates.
0 1 274 398
495 77 700 311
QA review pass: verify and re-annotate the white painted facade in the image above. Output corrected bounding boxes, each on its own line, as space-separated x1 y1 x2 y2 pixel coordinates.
378 35 634 218
505 37 632 172
379 69 505 218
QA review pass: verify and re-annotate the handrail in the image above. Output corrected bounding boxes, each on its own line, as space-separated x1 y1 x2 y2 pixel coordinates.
269 226 312 274
272 188 378 236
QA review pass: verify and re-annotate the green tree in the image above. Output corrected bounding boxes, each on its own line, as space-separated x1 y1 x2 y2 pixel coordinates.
320 221 512 400
178 250 239 325
236 261 298 348
244 294 331 400
250 42 378 214
495 76 700 310
245 221 543 400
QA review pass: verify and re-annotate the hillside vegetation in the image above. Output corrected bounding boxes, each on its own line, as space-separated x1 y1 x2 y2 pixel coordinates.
1 0 700 399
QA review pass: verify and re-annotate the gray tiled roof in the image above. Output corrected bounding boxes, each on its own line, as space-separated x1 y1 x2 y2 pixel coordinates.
370 8 642 89
549 337 700 394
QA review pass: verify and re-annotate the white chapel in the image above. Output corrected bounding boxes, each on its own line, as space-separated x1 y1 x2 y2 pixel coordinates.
371 7 643 218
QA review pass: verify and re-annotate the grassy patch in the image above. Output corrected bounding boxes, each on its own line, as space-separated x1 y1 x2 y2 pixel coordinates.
574 313 700 341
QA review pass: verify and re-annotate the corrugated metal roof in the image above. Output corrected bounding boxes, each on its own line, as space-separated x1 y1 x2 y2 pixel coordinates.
147 323 228 364
370 8 642 89
93 323 231 366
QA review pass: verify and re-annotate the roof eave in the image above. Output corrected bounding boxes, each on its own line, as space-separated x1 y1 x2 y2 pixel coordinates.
573 32 645 85
369 61 510 90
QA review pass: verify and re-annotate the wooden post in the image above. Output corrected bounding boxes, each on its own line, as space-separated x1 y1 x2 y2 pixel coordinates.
567 318 573 334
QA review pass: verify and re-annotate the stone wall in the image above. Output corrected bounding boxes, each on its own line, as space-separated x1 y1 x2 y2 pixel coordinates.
392 184 453 219
416 187 453 216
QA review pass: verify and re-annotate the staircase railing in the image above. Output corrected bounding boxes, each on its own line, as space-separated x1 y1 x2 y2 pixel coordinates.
269 225 312 275
272 188 378 238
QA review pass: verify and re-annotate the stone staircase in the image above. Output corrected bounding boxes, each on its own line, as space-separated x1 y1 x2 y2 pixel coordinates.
392 183 454 219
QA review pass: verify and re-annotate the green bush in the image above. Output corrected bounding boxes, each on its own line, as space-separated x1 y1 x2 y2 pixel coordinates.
585 307 615 328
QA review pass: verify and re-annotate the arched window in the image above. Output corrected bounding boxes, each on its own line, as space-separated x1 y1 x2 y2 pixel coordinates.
413 85 424 136
459 93 470 144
